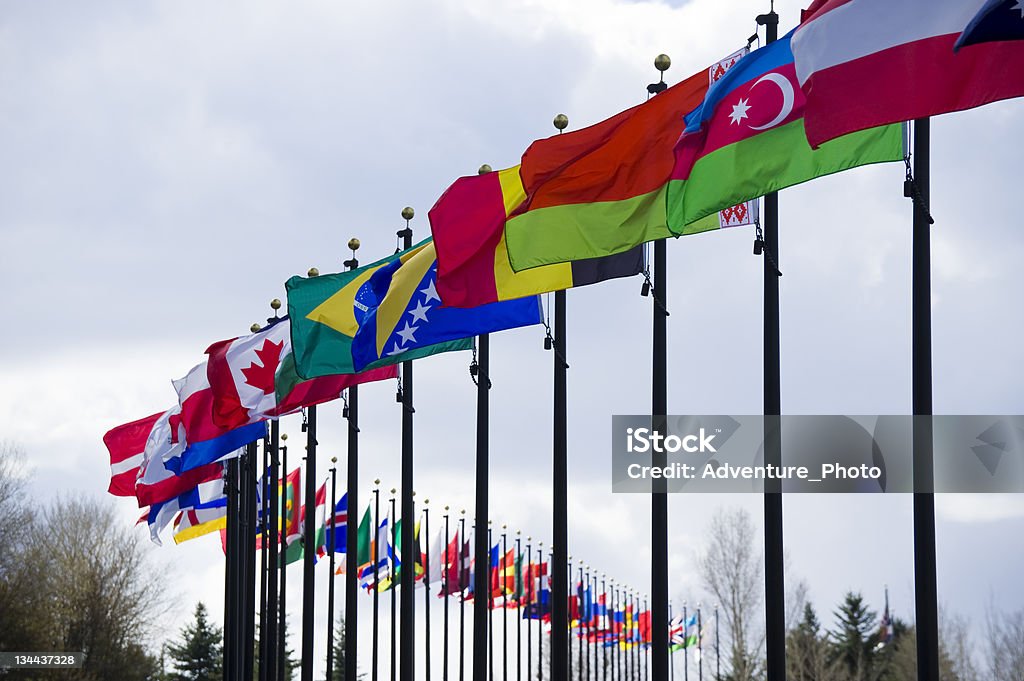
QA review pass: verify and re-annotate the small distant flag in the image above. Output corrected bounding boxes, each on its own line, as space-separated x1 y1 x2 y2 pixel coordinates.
874 589 894 651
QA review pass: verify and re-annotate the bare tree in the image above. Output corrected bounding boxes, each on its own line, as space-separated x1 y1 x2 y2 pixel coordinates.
700 507 764 681
986 604 1024 681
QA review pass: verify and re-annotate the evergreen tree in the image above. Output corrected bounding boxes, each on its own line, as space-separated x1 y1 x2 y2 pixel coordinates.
166 602 222 681
787 603 838 681
330 615 364 681
828 592 877 681
253 618 299 680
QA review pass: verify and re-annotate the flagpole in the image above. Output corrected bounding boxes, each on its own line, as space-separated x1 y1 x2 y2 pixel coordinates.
391 490 398 681
909 116 939 681
502 525 508 681
344 242 362 681
259 423 270 681
267 421 280 681
444 507 451 681
550 114 571 681
397 208 417 681
300 399 318 681
493 522 497 679
696 606 702 681
459 511 468 681
682 603 688 681
373 482 382 681
526 538 532 681
516 532 522 681
279 433 289 681
753 7 786 681
577 563 583 681
243 442 258 681
585 568 591 681
326 457 339 681
224 456 238 681
668 602 674 681
425 500 433 681
473 328 491 681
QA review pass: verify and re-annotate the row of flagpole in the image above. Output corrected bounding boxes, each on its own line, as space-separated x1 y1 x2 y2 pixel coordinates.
215 7 943 681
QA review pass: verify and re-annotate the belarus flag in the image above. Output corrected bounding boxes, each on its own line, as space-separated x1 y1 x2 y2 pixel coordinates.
792 0 1024 147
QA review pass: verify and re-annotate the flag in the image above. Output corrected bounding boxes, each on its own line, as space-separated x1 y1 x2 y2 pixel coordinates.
324 492 348 556
134 407 225 509
956 0 1024 50
440 535 471 597
206 317 397 430
104 412 162 496
172 497 227 544
669 615 685 651
667 32 903 230
167 361 266 474
874 592 894 651
792 0 1024 147
355 507 390 587
349 239 542 373
288 241 469 380
311 480 329 559
501 49 749 271
281 467 302 546
429 166 644 308
147 474 225 545
421 522 445 586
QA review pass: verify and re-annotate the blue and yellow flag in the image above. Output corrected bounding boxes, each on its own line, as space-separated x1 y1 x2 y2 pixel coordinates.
350 240 542 372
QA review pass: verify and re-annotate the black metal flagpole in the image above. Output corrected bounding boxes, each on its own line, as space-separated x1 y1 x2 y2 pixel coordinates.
909 116 939 681
490 524 495 681
551 113 570 681
502 526 509 681
714 606 720 681
753 7 786 681
696 606 702 681
682 603 688 681
473 331 491 681
526 538 533 681
326 456 339 681
397 208 416 681
279 433 289 681
516 532 522 681
444 506 451 681
425 500 433 681
459 511 468 681
372 482 382 681
259 424 269 681
224 457 238 681
390 490 398 681
300 398 318 681
243 443 258 681
576 562 583 681
344 243 362 681
267 420 280 681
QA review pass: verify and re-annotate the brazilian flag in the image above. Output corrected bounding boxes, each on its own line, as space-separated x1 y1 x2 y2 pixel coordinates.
287 238 541 379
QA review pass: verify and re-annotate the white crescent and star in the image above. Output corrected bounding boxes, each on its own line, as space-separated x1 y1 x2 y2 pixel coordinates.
727 71 795 132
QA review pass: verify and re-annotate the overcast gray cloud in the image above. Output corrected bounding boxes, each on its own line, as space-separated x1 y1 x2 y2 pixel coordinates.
1 0 1022 678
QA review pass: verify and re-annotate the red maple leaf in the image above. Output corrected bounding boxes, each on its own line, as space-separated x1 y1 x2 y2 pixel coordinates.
241 339 284 395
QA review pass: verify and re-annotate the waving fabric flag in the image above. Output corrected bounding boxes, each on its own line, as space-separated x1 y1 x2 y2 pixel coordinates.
133 407 224 508
429 166 643 308
147 475 225 545
667 33 903 230
167 361 266 474
104 412 162 496
792 0 1024 147
349 240 541 373
172 497 227 544
956 0 1024 50
324 492 348 556
206 318 396 430
501 49 748 271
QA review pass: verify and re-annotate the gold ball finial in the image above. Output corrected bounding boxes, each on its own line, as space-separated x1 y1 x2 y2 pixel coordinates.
401 206 415 221
307 267 320 278
553 114 569 131
281 433 288 441
444 505 450 511
424 498 429 504
654 54 671 72
390 487 397 495
478 164 493 175
250 323 262 333
374 478 381 485
330 456 337 464
460 509 466 515
502 523 507 530
516 529 521 536
348 238 361 252
270 298 282 311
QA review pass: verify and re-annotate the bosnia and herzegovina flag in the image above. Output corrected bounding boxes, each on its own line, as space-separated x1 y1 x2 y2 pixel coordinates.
666 32 904 232
287 238 542 379
429 165 644 308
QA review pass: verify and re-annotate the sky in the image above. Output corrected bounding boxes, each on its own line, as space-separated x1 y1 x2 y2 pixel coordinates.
1 0 1023 678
